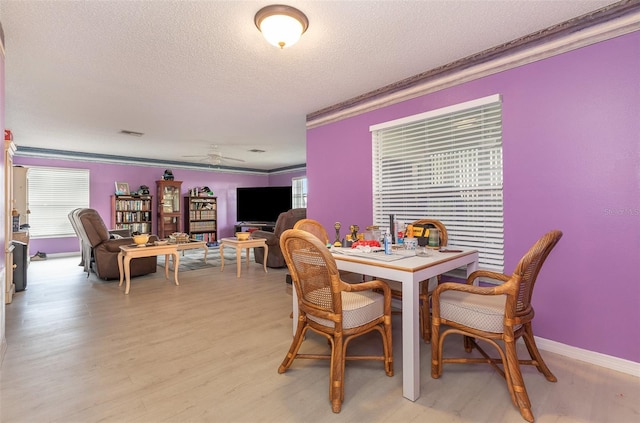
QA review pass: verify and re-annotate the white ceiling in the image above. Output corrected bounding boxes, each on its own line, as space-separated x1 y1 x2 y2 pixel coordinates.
0 0 619 171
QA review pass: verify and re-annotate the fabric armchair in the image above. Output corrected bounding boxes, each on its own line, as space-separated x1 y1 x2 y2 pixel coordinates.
253 208 306 268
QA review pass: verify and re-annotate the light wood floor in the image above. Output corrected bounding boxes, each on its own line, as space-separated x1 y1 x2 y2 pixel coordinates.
1 256 638 422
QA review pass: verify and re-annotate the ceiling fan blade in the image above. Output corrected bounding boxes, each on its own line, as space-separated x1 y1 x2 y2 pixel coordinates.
182 149 245 164
220 155 245 162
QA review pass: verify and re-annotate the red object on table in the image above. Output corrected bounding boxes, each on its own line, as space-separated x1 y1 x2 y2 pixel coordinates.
351 240 381 248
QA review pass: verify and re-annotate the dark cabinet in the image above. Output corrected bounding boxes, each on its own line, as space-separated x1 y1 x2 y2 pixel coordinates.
156 180 183 239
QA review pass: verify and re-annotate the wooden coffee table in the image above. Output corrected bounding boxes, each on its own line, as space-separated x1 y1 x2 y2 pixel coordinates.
219 237 268 278
169 239 209 266
118 244 180 294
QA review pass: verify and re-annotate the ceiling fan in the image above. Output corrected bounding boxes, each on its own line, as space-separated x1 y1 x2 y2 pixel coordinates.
181 145 245 165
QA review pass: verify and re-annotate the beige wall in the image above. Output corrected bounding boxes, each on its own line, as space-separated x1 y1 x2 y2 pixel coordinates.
1 21 7 365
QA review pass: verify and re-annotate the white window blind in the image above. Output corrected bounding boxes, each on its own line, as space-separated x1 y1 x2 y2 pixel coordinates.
292 176 307 208
27 167 90 238
371 94 504 272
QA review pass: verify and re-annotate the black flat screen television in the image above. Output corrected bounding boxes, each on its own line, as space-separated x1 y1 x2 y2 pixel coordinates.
236 186 293 223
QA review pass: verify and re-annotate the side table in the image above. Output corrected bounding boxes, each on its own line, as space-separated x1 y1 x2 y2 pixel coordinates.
118 244 180 294
219 237 268 278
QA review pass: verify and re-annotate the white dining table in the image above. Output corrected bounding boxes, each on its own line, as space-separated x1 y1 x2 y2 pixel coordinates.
290 247 479 402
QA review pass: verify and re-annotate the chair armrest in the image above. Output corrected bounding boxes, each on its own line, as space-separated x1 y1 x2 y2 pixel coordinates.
434 273 516 300
466 270 511 285
100 235 159 253
99 237 134 253
434 281 499 297
251 230 278 245
344 279 391 296
343 279 392 314
109 229 131 238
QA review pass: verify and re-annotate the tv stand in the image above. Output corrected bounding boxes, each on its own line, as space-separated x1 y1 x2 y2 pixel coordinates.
235 222 276 233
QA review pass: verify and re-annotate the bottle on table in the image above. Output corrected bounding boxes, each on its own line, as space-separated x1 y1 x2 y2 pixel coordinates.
384 230 392 255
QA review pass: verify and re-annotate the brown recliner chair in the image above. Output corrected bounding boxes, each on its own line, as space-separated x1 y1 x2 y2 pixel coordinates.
73 208 158 280
252 208 306 268
69 208 91 273
69 208 132 275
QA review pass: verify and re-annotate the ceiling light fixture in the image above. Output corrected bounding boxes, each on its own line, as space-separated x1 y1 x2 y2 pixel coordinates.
254 4 309 49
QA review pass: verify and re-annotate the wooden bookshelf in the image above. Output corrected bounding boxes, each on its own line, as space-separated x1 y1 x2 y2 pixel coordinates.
111 195 153 234
184 196 217 245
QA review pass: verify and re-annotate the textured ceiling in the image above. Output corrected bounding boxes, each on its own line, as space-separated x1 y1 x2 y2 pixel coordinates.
0 0 621 171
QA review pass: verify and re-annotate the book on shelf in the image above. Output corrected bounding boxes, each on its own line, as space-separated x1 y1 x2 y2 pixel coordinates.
191 232 217 243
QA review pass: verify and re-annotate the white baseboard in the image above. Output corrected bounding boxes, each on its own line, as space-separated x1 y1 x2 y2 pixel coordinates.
535 336 640 378
40 252 81 259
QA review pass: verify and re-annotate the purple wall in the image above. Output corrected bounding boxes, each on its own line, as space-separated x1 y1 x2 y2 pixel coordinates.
13 156 304 254
268 169 306 187
307 32 640 362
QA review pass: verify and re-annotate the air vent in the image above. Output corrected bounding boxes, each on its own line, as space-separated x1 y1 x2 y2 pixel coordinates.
248 149 266 153
119 130 144 137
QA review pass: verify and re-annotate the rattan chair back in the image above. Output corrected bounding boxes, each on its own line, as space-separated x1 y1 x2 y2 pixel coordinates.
293 218 331 244
412 218 448 246
293 218 364 284
511 229 563 319
281 229 343 322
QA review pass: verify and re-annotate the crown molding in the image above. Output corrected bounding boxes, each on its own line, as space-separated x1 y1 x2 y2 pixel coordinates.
307 2 640 129
14 146 306 175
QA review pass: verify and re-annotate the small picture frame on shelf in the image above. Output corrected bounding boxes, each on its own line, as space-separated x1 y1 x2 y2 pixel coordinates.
115 182 130 195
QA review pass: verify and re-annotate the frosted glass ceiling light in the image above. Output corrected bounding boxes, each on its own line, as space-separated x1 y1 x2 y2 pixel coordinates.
255 5 309 49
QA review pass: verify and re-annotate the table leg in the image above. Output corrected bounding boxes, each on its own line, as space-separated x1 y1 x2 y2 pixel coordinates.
124 256 132 295
245 248 250 269
172 252 180 285
203 244 209 264
117 251 124 287
236 247 242 278
468 258 479 284
220 244 225 272
164 254 171 279
261 244 268 273
401 277 420 401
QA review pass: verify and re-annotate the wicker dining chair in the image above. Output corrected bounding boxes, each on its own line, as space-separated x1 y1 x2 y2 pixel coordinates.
278 229 394 413
293 218 332 244
431 229 563 422
384 218 449 342
294 218 364 284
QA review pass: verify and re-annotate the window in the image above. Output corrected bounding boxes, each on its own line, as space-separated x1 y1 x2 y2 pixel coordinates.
371 94 504 272
292 176 307 208
27 167 90 238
